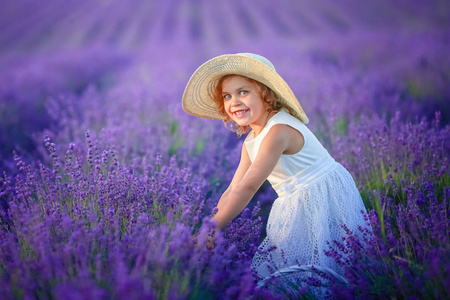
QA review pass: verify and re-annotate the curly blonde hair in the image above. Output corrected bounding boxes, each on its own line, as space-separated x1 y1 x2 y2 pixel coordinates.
212 75 293 136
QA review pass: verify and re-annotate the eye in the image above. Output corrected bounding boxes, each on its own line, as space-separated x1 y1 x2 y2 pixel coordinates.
223 94 231 100
239 90 248 95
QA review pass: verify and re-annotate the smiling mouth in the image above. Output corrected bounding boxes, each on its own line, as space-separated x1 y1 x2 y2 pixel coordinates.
232 109 249 117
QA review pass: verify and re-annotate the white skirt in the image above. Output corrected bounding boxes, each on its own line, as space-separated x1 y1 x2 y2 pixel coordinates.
251 156 367 287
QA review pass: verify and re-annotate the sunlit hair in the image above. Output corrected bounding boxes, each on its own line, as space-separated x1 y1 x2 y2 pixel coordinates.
212 75 293 137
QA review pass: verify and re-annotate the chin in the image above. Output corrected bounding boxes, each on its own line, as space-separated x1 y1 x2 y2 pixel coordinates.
234 120 249 127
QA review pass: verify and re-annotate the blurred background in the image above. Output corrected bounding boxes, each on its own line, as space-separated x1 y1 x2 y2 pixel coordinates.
1 0 449 172
1 0 449 53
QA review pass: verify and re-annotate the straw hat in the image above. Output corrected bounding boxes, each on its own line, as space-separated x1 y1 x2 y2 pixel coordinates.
182 53 309 124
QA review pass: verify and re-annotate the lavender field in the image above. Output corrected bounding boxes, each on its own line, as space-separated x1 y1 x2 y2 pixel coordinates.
0 0 449 299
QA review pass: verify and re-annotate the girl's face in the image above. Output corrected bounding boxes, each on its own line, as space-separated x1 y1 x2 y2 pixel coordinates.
221 76 268 130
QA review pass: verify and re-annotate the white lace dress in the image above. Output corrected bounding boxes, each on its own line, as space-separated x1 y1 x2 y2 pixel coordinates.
247 110 367 290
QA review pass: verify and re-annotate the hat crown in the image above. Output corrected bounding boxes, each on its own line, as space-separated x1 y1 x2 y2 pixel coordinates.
236 53 276 71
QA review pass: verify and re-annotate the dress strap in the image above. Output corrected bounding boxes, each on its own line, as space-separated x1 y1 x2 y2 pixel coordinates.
265 110 306 132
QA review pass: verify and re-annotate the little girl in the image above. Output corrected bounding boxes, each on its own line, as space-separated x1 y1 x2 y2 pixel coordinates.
182 53 367 290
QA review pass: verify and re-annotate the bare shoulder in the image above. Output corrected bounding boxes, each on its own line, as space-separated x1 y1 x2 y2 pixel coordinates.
265 123 303 141
265 124 305 155
259 124 293 152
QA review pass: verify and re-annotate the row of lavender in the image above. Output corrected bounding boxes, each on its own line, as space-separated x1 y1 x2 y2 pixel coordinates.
2 0 447 51
1 1 450 299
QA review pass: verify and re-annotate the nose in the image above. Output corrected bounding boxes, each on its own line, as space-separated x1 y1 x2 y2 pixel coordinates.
230 95 241 106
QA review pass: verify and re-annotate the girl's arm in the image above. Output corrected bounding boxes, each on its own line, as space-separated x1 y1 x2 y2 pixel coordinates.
217 143 252 211
213 124 299 229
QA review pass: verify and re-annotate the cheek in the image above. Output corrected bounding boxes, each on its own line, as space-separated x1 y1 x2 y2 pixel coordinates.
223 102 232 115
224 98 235 108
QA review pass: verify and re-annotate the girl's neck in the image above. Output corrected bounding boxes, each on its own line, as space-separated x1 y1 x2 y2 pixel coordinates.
252 111 276 137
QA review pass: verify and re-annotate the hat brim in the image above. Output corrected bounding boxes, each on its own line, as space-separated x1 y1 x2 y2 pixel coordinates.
182 54 309 124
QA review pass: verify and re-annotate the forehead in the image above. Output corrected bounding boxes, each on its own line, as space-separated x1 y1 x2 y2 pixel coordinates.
221 75 256 91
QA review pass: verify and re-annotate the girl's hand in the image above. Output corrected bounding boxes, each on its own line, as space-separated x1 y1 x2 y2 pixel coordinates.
190 234 198 247
205 233 215 250
191 227 216 250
